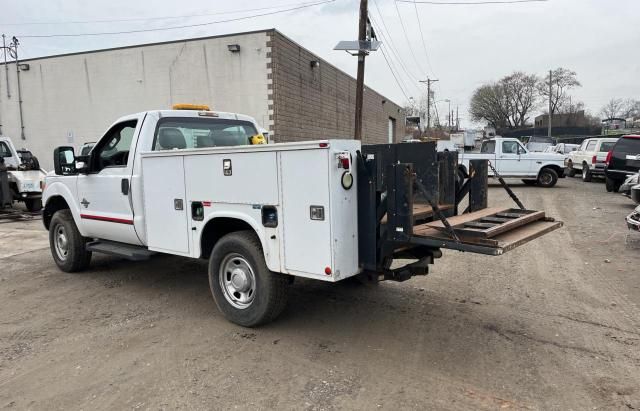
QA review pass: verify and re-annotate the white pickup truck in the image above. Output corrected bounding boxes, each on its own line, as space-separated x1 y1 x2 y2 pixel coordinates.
42 107 563 327
459 137 566 187
0 136 46 211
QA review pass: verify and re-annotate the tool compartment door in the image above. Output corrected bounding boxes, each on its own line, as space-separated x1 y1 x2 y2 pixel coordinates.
280 149 332 279
141 156 190 255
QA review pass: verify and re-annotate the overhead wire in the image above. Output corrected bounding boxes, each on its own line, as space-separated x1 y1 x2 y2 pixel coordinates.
16 0 334 38
398 0 547 4
368 11 418 97
393 0 429 78
3 0 329 26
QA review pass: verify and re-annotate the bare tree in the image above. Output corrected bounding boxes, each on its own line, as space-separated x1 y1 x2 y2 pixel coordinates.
538 68 581 115
600 98 624 119
621 98 640 119
470 82 511 129
470 71 539 129
502 72 540 127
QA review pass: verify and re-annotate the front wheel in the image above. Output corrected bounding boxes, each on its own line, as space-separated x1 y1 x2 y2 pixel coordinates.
209 231 289 327
25 198 42 212
537 168 558 188
48 209 92 272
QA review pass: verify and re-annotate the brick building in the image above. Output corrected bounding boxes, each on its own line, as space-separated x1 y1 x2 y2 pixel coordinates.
0 29 405 169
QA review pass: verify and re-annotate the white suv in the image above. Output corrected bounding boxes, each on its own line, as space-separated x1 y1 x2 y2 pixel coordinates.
565 137 618 181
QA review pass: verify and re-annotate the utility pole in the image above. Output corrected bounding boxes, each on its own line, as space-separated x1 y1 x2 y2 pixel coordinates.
353 0 368 141
2 34 9 99
456 105 459 131
547 69 552 137
419 78 438 134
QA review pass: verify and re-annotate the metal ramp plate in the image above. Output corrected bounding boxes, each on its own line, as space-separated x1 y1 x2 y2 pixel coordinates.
422 207 546 239
412 208 562 255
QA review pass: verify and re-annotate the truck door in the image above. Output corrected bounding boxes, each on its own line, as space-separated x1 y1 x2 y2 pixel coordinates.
497 140 528 176
76 119 142 245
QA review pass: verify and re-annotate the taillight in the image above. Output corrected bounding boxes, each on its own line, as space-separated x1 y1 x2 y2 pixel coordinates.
591 155 597 164
605 150 613 166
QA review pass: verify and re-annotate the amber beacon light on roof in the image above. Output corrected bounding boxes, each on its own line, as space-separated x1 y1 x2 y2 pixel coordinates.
172 103 210 111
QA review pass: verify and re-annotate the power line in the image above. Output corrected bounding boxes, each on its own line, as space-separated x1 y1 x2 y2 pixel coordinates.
411 0 435 76
368 11 419 96
2 0 326 26
370 0 421 84
380 45 411 102
393 0 428 77
17 0 334 38
398 0 547 4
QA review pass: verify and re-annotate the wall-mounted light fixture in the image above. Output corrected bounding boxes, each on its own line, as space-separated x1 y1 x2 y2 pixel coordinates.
310 60 320 68
18 63 29 71
227 44 241 53
381 99 386 105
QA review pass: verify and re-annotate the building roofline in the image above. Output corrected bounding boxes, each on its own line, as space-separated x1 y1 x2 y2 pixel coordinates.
3 28 275 64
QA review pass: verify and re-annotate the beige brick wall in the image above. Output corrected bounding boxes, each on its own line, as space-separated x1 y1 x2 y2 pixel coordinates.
269 31 404 144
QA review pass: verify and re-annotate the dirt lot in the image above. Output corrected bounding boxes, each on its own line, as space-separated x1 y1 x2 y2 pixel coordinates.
1 177 639 410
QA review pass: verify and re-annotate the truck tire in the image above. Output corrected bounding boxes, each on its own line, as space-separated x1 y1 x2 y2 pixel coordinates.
49 209 92 272
581 164 592 182
25 198 42 212
566 161 576 177
209 230 288 327
605 177 621 193
537 168 558 188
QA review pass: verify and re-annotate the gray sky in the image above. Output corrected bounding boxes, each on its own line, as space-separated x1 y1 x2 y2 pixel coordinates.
4 0 640 128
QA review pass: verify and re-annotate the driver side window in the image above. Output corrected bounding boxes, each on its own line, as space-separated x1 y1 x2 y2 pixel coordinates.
502 141 519 154
93 120 137 172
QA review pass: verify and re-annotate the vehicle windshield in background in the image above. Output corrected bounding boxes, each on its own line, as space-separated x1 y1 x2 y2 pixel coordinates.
600 141 616 152
529 136 554 144
153 118 258 150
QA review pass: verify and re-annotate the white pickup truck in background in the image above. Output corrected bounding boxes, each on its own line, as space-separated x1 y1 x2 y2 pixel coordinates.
459 137 566 187
0 136 47 211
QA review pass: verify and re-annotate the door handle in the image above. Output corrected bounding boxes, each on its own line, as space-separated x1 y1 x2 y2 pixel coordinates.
121 178 129 195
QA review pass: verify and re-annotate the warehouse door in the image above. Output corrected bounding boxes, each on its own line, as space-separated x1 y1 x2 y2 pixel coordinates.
388 117 396 143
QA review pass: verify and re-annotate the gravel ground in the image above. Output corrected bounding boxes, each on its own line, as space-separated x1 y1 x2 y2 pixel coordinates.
0 177 638 410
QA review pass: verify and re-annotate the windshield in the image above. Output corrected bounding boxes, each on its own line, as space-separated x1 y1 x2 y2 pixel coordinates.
153 118 259 150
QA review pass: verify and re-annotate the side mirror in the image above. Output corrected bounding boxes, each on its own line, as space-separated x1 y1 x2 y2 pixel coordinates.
53 146 76 175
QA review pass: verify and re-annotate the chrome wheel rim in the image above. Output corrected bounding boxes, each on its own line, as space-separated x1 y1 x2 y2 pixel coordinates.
219 254 256 309
540 172 552 185
582 167 587 179
54 224 69 261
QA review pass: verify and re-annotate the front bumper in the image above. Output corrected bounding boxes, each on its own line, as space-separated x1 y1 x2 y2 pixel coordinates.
627 206 640 231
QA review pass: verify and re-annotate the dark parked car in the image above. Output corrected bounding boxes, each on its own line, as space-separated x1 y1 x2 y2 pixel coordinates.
605 135 640 192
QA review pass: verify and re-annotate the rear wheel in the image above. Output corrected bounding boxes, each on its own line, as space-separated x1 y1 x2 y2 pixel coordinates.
566 162 576 177
537 168 558 188
209 231 288 327
48 209 92 272
25 198 42 212
606 177 621 193
581 164 592 182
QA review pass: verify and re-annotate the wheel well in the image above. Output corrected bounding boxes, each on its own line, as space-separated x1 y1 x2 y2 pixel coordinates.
539 165 562 177
200 217 255 259
43 196 70 229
